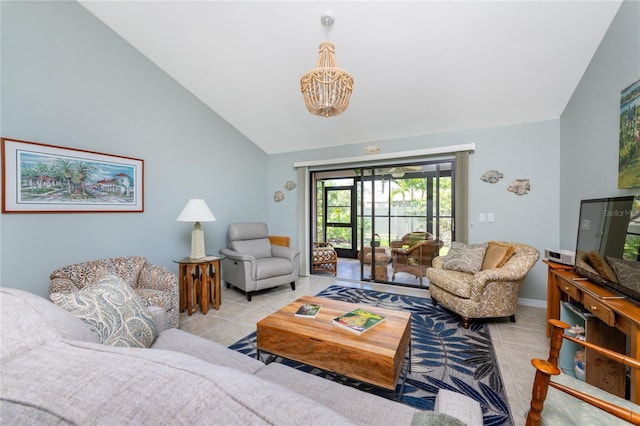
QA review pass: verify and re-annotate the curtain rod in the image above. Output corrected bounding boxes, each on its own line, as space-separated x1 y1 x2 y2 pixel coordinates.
293 143 474 168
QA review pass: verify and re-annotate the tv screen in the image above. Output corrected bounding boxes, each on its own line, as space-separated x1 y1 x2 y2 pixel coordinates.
574 195 640 301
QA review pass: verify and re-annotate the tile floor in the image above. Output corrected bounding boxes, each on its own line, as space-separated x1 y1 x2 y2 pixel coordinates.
178 275 549 426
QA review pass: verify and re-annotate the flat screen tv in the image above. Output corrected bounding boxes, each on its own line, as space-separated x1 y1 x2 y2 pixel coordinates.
574 195 640 302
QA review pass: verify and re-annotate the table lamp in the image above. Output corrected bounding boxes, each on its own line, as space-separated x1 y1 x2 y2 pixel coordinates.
176 199 216 259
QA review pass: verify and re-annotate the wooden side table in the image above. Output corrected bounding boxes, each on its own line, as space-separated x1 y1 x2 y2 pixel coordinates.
173 256 222 315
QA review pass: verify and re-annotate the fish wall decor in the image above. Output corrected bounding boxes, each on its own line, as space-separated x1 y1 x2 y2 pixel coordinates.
507 179 531 196
480 170 504 184
274 191 285 202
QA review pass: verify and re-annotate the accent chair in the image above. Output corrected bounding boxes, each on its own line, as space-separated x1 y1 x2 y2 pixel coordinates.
391 233 443 285
427 241 539 328
526 319 640 425
49 256 179 328
221 223 300 301
312 242 338 275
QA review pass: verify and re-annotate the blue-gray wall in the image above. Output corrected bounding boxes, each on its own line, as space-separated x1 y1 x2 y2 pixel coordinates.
1 0 638 304
559 0 640 249
1 1 268 297
267 0 639 303
269 120 560 303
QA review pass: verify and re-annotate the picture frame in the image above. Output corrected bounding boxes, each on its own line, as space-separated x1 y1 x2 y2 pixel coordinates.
2 138 144 213
618 78 640 189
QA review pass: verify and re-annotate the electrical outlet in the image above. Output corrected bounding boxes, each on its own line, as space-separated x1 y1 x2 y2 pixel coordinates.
478 213 486 222
487 213 495 223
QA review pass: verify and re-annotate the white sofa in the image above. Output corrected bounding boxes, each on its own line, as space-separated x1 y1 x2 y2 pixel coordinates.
0 287 483 425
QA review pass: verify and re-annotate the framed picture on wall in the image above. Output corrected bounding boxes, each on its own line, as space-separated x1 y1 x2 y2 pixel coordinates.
618 78 640 189
1 138 144 213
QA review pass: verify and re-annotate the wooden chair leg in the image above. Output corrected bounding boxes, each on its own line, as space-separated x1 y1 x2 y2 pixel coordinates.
462 317 470 329
526 359 560 426
547 319 570 365
526 320 569 425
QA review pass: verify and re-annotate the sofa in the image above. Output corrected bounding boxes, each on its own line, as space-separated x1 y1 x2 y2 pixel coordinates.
0 287 483 425
426 241 540 328
49 256 179 328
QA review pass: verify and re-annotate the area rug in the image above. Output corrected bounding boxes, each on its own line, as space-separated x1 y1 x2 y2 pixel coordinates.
229 285 513 426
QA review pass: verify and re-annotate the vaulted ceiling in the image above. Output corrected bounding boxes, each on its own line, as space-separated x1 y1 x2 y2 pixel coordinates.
80 1 622 154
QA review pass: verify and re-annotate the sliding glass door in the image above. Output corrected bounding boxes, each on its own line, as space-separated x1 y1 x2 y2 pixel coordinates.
311 160 454 287
324 184 356 258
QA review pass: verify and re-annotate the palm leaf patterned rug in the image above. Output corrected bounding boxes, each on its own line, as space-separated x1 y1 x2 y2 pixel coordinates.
229 285 513 426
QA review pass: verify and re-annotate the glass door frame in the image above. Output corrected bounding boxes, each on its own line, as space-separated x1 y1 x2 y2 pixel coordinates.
310 159 455 285
324 184 357 258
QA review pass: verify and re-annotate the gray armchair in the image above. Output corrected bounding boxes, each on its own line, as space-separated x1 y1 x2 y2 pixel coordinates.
221 223 300 301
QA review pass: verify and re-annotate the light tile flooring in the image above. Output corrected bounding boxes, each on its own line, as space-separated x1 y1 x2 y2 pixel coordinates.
178 275 550 426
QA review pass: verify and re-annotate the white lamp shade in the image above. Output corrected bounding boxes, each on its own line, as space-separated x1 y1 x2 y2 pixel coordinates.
176 199 216 222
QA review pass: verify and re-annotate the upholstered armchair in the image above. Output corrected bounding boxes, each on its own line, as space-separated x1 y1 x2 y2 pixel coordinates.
391 239 443 285
49 256 179 328
221 223 300 301
426 241 539 328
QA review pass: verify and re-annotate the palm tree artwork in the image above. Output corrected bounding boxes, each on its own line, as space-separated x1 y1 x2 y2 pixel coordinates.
17 151 136 205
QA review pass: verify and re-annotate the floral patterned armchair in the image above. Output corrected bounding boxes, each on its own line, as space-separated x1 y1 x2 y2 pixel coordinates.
426 242 539 328
49 256 179 328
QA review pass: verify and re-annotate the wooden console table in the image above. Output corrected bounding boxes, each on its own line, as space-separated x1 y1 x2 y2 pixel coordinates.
545 260 640 403
174 256 222 315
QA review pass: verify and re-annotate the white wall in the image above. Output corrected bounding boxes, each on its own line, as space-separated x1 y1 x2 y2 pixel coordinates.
0 1 269 297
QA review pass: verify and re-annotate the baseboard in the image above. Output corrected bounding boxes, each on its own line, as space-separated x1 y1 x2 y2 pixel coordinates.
517 297 547 309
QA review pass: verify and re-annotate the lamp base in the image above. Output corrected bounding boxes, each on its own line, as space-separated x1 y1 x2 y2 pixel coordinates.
190 222 206 260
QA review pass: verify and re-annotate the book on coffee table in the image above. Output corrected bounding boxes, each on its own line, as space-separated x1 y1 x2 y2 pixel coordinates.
294 303 322 318
333 308 385 334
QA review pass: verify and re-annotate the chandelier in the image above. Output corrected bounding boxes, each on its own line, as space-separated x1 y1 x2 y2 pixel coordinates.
300 13 354 117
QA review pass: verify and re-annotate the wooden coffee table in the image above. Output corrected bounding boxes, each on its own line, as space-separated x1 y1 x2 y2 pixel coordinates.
256 295 412 392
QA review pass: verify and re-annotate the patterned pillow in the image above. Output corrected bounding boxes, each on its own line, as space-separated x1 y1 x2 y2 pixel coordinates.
50 274 158 348
442 242 488 274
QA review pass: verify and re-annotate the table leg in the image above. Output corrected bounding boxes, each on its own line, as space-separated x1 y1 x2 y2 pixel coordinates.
200 264 209 315
179 264 187 313
213 260 221 309
186 264 197 316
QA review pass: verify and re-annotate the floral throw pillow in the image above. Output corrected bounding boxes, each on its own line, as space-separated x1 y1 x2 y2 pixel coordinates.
443 242 488 274
50 274 157 348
